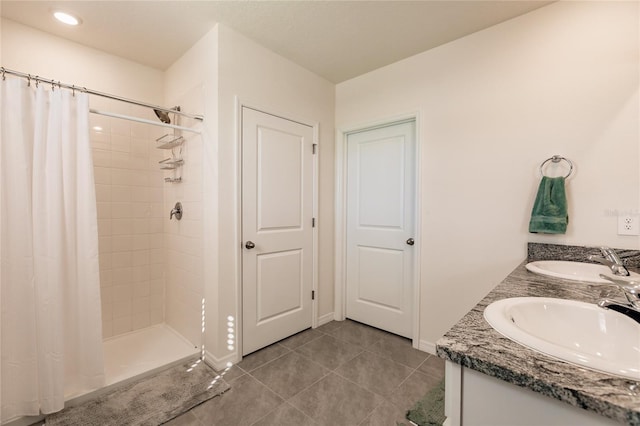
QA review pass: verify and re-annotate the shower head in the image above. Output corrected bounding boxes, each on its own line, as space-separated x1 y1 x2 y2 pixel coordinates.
154 109 171 124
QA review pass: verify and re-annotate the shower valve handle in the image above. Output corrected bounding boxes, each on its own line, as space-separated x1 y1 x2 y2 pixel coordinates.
170 202 182 220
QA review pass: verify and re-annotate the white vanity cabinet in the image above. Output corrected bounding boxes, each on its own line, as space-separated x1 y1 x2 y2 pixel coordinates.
444 361 621 426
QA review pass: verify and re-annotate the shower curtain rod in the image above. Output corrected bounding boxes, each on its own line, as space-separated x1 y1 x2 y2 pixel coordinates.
1 67 204 122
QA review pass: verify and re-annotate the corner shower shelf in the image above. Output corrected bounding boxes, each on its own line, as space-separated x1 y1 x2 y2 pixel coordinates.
156 134 184 149
164 177 182 183
159 158 184 170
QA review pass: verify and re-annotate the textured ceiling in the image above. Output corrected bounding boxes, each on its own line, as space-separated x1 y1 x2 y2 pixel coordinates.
1 1 553 83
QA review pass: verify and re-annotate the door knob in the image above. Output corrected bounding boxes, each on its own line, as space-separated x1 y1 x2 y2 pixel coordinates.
406 238 415 246
245 241 255 249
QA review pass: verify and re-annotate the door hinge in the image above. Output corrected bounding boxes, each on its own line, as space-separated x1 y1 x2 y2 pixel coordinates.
312 217 316 227
312 290 315 300
312 143 318 154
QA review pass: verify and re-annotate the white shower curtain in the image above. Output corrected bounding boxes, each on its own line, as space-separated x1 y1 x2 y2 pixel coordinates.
0 78 104 422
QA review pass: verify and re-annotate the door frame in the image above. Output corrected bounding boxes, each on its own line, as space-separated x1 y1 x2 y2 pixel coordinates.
334 112 422 349
235 97 320 358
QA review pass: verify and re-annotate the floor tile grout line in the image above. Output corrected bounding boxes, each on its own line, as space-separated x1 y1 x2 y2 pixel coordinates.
237 343 293 374
244 351 332 402
292 340 365 373
330 356 415 403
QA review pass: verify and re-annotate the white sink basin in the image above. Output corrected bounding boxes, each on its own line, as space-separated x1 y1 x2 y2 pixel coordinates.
526 260 640 284
484 297 640 380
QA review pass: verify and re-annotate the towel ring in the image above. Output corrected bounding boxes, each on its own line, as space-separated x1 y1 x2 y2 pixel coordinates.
539 155 573 178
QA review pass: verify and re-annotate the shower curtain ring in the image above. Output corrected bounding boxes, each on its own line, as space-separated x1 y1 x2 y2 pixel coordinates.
71 85 76 96
27 74 32 87
1 68 5 81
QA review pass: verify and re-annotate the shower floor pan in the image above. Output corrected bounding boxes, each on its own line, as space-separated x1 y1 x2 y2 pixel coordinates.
103 323 199 387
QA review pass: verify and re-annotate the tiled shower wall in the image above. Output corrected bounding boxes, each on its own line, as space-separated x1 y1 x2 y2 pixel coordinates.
91 107 167 339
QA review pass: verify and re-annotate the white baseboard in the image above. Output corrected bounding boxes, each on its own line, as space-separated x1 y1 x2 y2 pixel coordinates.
204 349 240 371
419 339 437 355
317 312 334 327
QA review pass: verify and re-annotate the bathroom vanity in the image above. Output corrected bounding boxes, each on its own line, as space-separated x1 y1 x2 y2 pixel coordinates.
436 243 640 426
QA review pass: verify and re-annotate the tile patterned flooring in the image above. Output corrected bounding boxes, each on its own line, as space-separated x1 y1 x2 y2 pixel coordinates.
167 319 445 426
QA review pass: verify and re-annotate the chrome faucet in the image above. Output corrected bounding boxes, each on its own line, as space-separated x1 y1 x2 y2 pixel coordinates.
588 246 630 276
597 274 640 323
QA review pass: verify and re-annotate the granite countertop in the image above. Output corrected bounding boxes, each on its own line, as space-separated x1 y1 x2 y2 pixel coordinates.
436 244 640 426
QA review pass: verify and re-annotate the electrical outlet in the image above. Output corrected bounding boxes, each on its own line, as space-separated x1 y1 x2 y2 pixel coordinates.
617 215 640 236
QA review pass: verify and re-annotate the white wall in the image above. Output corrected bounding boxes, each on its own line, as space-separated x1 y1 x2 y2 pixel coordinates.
208 24 335 365
335 1 639 348
163 28 218 348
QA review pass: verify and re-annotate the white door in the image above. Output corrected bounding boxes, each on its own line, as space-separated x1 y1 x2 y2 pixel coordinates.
242 107 314 355
346 120 416 338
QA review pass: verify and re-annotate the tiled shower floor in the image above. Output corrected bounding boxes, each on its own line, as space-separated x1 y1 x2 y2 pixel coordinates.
168 319 445 426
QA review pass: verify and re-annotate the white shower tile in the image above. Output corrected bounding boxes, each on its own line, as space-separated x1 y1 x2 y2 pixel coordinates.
130 156 149 171
150 171 164 187
130 122 149 138
111 169 134 186
99 253 112 271
102 320 113 339
132 265 150 283
112 235 132 252
98 235 112 253
97 202 112 219
149 218 163 234
89 114 110 131
148 234 163 249
113 298 132 319
131 138 149 157
101 302 113 322
150 203 164 218
129 170 149 187
94 167 112 185
101 286 114 304
94 184 111 202
111 219 133 235
111 202 132 219
112 152 134 169
131 202 151 218
100 270 113 287
92 149 111 167
132 250 150 266
180 201 202 221
131 312 151 331
112 284 132 302
131 218 151 234
112 267 134 285
150 293 164 311
132 296 150 314
149 249 163 264
112 251 133 269
98 221 112 238
179 219 202 239
109 117 130 136
111 185 132 202
132 234 149 250
128 186 146 203
149 268 163 280
112 316 132 336
149 309 163 325
111 134 131 153
133 281 151 298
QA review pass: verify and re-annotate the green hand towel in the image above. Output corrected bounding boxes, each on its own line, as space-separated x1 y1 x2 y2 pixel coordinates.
529 176 568 234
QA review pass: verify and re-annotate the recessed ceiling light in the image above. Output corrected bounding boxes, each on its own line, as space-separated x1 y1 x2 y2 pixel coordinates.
53 11 81 26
